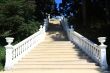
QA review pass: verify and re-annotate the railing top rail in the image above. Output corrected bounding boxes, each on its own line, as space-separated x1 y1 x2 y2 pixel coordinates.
14 30 40 48
73 31 98 47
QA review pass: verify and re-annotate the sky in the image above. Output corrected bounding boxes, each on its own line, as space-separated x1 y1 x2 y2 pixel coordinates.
55 0 62 8
55 0 62 4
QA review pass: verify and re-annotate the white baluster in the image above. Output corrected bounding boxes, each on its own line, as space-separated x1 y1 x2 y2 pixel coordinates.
70 25 74 41
4 37 14 70
98 37 108 70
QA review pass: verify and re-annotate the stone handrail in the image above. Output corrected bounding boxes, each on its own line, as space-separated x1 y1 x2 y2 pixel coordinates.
4 19 49 70
61 17 108 70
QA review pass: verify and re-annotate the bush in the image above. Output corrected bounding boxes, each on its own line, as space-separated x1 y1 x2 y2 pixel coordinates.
0 46 5 71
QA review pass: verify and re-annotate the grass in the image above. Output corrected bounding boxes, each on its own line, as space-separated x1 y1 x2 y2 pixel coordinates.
0 46 5 71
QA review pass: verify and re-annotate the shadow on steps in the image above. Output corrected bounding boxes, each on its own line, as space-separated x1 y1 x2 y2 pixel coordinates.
46 23 68 41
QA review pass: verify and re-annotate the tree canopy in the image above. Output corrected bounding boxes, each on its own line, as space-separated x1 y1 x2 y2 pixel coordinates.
0 0 57 45
35 0 56 20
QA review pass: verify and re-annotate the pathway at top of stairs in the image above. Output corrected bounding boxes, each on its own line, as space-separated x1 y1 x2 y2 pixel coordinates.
1 19 103 73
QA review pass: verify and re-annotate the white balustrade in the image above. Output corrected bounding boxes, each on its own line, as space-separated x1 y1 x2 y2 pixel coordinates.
4 19 49 70
61 17 108 70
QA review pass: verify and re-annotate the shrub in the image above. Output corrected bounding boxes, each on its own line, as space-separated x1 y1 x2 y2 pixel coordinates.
0 46 5 71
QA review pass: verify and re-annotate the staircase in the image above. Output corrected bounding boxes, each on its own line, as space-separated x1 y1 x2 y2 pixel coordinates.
1 20 103 73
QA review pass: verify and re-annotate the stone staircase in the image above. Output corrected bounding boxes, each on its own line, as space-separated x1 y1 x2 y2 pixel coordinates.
8 31 101 73
1 21 103 73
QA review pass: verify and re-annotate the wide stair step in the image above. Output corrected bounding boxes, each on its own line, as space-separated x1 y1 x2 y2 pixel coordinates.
3 69 102 73
14 64 99 69
16 61 95 65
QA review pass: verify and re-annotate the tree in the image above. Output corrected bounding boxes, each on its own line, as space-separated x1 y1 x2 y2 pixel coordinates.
51 3 60 16
0 0 40 45
35 0 55 21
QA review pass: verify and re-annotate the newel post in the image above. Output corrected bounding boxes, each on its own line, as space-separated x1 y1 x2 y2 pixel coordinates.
39 25 43 31
4 37 14 70
40 25 44 40
98 37 108 70
39 25 43 35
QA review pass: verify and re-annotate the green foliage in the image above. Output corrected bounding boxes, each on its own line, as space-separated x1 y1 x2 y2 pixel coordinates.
35 0 55 20
18 21 40 38
0 46 5 71
0 0 41 45
22 1 36 21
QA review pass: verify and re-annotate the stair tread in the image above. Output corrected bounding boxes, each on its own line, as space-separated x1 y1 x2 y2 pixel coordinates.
32 48 79 50
36 46 74 48
24 55 87 57
21 58 90 60
16 62 95 65
2 69 102 73
29 52 80 53
32 49 79 51
14 65 99 69
26 53 84 55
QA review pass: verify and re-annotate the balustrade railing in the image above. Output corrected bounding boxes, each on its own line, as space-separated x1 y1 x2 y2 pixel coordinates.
61 17 108 70
4 19 49 70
